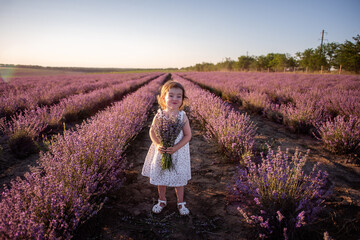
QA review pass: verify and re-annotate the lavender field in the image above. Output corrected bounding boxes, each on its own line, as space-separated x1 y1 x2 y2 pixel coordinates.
178 72 360 155
0 70 359 239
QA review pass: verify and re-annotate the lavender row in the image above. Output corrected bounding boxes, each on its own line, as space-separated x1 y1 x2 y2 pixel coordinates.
0 72 149 96
179 72 360 124
174 74 330 238
0 74 110 117
179 72 360 154
0 74 167 239
230 147 329 239
173 74 257 162
0 73 160 150
0 72 152 118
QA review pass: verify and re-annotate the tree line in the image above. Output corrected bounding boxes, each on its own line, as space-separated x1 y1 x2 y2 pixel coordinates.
183 34 360 73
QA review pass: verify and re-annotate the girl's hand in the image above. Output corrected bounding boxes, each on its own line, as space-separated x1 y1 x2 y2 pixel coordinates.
156 145 167 154
164 146 178 154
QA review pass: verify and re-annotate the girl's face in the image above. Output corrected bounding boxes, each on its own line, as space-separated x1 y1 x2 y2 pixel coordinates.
164 87 183 110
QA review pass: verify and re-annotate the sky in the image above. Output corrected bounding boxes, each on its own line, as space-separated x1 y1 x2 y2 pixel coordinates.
0 0 359 69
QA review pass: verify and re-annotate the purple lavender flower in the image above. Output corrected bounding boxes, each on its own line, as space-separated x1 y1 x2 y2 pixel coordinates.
283 228 288 240
0 74 168 239
276 211 285 222
173 74 257 162
0 72 155 117
177 71 360 147
296 211 306 228
323 231 334 240
1 73 160 141
315 115 360 154
229 146 329 239
152 109 185 170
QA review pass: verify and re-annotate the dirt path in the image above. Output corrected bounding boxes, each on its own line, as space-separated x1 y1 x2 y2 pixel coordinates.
0 135 39 190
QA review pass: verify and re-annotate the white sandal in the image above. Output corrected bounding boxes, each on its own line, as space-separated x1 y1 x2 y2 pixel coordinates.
177 202 190 215
152 199 167 214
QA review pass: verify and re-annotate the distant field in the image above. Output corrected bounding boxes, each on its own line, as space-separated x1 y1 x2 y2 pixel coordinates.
0 66 88 79
0 66 178 80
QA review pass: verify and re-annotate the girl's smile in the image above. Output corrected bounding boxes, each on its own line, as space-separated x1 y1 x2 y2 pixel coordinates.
164 87 183 110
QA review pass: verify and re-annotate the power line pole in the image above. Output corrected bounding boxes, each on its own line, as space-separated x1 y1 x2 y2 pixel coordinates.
320 29 324 54
319 29 326 74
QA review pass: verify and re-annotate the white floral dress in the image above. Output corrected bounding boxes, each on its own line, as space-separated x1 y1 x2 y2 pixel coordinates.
142 109 191 187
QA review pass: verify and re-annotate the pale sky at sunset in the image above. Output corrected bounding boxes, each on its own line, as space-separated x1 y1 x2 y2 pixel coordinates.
1 0 359 69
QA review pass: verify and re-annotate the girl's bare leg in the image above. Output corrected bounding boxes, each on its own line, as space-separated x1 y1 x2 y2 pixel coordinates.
158 185 167 207
175 186 184 208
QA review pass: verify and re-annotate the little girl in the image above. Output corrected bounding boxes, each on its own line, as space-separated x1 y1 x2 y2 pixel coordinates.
142 80 192 216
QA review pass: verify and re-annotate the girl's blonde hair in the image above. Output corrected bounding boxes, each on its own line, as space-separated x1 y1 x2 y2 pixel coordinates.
157 80 187 110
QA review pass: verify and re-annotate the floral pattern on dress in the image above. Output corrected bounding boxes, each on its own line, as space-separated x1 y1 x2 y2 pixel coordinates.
142 109 191 187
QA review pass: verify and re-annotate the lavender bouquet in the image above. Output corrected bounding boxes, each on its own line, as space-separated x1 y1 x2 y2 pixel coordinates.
153 110 185 170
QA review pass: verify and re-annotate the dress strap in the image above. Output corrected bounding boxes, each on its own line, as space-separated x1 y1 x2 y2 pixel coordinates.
180 110 184 122
157 108 164 118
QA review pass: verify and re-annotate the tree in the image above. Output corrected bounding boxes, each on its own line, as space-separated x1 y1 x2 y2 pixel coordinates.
237 55 255 71
268 53 288 71
255 55 269 71
314 47 329 70
287 55 297 69
193 62 216 71
323 42 340 68
336 35 360 73
296 48 327 71
216 57 236 71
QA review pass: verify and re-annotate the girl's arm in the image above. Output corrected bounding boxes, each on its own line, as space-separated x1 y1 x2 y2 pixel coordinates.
165 113 192 154
149 114 167 154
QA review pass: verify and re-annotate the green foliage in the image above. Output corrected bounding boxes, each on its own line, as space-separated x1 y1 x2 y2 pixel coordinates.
237 56 255 71
323 42 340 67
194 62 215 71
216 57 236 71
268 53 288 71
336 35 360 73
184 34 359 73
296 47 328 71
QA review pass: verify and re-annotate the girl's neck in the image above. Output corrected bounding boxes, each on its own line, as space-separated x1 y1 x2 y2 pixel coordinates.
164 108 179 117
